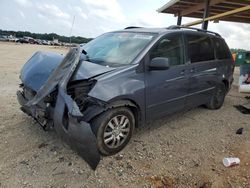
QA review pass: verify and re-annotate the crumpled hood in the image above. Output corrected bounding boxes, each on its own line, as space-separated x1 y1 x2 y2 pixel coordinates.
21 51 115 91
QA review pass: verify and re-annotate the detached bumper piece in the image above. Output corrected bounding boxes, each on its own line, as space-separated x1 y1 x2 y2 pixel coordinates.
17 47 100 170
53 89 100 169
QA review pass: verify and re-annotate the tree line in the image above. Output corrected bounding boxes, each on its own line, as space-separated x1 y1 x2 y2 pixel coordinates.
231 48 248 53
0 29 92 44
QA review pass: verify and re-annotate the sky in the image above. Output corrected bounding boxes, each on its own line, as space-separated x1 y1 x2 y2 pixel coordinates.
0 0 249 50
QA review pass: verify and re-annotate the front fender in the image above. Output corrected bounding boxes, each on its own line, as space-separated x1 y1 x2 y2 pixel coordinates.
88 68 146 124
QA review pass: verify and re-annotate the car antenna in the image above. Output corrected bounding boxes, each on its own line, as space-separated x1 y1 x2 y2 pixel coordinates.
69 15 75 44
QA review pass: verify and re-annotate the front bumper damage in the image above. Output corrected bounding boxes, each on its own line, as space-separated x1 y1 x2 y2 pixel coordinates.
17 47 101 170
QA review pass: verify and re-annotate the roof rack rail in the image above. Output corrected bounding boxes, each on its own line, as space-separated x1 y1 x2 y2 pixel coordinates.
124 26 142 29
167 25 221 37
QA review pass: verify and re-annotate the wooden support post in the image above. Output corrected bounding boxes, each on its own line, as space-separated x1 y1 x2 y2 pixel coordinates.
177 14 182 25
202 0 210 30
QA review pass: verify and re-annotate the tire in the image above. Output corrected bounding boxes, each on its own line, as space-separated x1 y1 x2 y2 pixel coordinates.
206 84 226 110
91 107 135 156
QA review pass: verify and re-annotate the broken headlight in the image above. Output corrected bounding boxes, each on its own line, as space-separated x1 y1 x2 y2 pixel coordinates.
67 79 97 113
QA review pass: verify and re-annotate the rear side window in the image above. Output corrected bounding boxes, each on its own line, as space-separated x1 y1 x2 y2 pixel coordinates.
186 34 215 63
213 38 231 60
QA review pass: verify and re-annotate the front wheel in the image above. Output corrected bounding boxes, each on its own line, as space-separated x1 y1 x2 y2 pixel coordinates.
91 107 135 155
206 84 226 110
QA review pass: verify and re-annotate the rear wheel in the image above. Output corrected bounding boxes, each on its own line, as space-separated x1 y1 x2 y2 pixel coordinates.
206 84 226 110
91 107 135 155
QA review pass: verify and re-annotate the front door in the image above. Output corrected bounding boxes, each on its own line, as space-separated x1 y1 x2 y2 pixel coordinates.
145 33 189 121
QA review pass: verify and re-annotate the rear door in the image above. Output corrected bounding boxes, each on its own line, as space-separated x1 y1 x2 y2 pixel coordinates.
184 32 217 108
145 32 189 121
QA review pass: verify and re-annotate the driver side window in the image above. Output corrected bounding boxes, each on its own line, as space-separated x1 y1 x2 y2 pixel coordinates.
150 34 184 67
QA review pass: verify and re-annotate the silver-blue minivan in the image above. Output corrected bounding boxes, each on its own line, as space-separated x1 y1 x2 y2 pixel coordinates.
17 26 234 169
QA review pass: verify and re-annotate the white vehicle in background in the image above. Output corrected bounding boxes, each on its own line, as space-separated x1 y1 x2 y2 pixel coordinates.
8 35 18 42
51 38 61 46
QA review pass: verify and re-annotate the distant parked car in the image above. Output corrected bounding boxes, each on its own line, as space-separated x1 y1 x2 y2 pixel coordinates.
51 39 61 46
28 38 38 44
0 35 8 41
17 37 38 44
80 43 86 47
8 38 18 42
17 38 29 43
42 40 50 45
51 41 61 46
35 39 43 45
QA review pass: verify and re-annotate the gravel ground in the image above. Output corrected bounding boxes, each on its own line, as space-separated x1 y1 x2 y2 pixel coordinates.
0 42 249 188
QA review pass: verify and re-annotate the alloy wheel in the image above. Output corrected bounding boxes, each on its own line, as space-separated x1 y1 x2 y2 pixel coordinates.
103 115 131 149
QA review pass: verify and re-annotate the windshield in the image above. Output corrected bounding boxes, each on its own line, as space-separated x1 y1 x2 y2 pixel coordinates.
82 32 155 67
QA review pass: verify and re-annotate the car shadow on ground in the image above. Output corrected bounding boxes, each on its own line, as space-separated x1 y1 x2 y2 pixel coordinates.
134 106 207 136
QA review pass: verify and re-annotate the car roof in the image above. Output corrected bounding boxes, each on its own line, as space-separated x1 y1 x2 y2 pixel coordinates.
113 26 222 38
115 27 178 35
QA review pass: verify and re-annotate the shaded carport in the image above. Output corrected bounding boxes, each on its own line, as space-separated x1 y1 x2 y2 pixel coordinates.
157 0 250 30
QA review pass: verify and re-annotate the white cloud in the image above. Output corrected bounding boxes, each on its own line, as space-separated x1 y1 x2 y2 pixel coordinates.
14 0 32 7
1 16 11 23
36 3 72 33
37 13 45 19
80 12 87 20
210 22 250 50
81 0 125 22
128 12 166 27
37 3 70 20
19 10 26 19
73 6 88 20
59 19 72 29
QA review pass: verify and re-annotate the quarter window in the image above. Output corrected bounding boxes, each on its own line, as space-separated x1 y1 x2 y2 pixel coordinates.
150 34 184 67
214 38 231 60
186 34 215 63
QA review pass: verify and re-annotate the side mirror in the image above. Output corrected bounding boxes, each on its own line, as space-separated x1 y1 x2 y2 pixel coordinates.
149 57 170 70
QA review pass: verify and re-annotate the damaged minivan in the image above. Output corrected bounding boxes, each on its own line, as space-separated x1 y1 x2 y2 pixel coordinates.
17 26 234 169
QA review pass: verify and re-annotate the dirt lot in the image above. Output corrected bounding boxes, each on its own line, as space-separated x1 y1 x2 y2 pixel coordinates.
0 42 249 188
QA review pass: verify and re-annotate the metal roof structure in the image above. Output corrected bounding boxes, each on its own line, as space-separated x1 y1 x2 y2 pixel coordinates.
157 0 250 28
